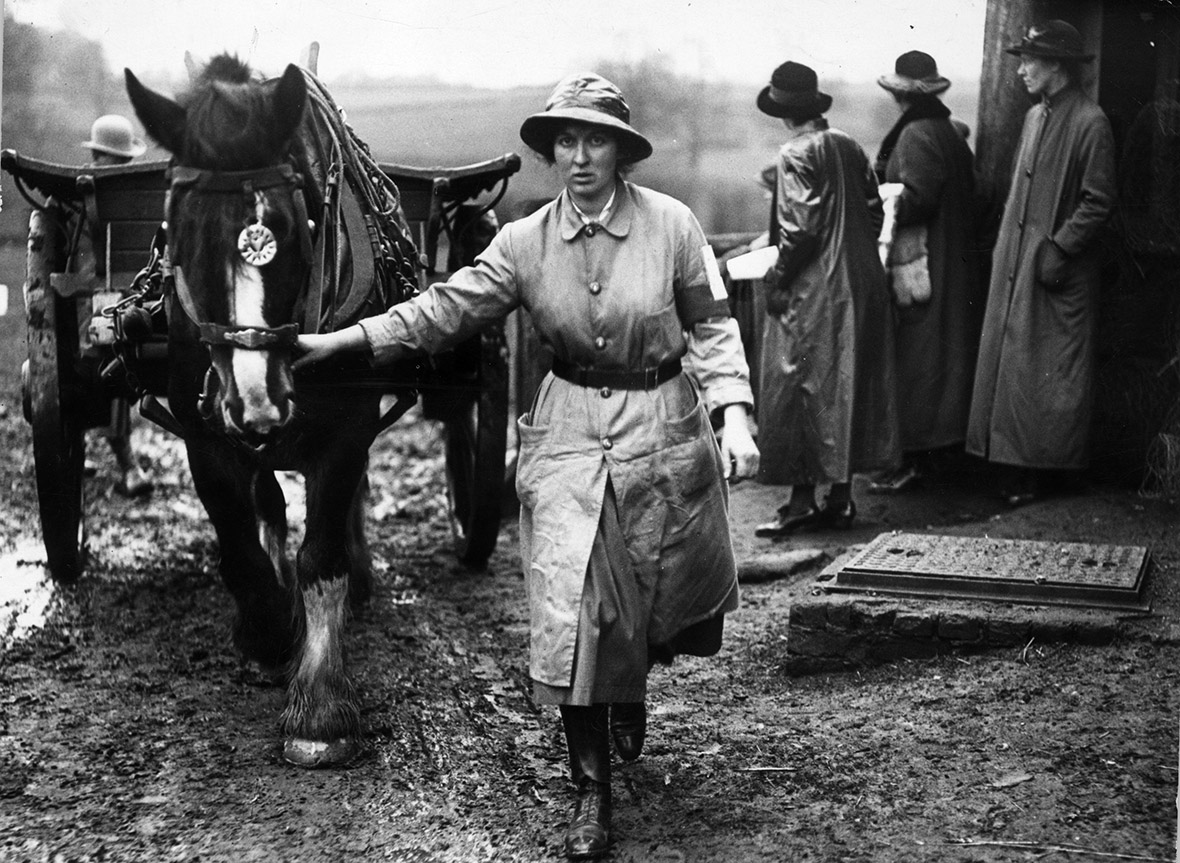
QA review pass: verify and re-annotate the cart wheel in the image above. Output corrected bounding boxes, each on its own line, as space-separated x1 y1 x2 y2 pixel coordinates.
442 326 509 568
24 209 87 583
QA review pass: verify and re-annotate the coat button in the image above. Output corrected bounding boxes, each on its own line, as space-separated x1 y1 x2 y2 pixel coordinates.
601 437 613 450
594 336 606 350
600 387 611 398
589 281 601 295
1025 168 1033 178
1017 220 1024 229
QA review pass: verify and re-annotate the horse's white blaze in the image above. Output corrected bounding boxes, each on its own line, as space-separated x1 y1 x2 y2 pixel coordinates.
230 262 281 428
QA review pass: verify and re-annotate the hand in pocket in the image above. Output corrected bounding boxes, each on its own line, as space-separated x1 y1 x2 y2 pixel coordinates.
1035 237 1071 291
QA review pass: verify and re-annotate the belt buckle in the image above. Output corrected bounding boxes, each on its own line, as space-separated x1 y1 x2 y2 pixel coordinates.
643 366 657 389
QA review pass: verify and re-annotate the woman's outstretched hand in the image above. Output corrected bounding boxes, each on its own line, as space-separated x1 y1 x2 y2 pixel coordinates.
721 404 760 481
292 325 367 371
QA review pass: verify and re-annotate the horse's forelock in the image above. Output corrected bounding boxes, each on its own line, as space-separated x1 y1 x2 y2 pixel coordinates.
181 74 288 170
199 54 256 86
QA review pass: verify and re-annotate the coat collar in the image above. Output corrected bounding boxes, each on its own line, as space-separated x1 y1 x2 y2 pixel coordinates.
559 180 633 241
1042 83 1081 110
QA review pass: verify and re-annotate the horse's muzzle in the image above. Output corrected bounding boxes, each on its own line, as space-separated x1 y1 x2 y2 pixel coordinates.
204 355 295 446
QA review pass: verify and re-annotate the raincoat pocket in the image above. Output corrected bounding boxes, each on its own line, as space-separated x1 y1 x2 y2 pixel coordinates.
662 380 718 498
514 412 550 510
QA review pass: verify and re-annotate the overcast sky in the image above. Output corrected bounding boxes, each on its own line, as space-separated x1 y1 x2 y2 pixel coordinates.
9 0 988 87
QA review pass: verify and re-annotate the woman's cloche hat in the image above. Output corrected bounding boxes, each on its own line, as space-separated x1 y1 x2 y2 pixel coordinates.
81 114 147 159
757 61 833 118
1006 19 1095 62
519 72 653 163
878 51 951 96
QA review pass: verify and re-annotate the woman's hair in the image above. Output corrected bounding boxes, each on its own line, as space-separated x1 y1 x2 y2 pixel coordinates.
893 92 944 111
534 123 639 174
1060 58 1084 86
781 106 824 125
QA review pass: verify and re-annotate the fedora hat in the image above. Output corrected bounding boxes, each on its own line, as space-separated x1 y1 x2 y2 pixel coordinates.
81 114 147 159
1005 19 1095 62
519 72 652 163
878 51 951 96
757 61 832 118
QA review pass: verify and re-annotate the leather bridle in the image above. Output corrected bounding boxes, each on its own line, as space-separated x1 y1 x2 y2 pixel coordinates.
165 162 315 350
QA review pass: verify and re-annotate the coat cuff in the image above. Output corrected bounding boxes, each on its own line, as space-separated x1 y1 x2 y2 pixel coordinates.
359 314 405 365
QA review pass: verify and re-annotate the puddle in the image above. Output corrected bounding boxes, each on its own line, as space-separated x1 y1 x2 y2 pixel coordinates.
0 539 57 646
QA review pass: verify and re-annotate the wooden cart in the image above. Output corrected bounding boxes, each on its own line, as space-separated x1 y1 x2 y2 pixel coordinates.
2 146 521 581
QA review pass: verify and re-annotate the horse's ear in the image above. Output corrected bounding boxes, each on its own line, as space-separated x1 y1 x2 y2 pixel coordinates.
125 69 187 155
271 64 308 149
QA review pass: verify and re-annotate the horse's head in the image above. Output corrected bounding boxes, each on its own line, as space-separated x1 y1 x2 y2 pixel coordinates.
126 55 312 446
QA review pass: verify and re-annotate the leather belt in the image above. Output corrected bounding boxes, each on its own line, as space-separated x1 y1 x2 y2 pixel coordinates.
551 357 682 390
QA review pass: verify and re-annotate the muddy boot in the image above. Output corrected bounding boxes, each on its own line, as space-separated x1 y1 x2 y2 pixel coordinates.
610 702 645 761
559 704 611 860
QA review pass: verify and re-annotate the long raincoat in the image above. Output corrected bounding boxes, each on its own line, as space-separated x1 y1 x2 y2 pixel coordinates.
966 86 1116 469
757 120 900 485
360 181 753 698
880 112 985 451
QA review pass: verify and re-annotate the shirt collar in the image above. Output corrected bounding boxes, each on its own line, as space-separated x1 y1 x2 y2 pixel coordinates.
560 181 632 241
569 186 616 226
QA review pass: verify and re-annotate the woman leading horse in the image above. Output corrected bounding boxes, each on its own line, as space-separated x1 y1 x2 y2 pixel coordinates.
296 72 759 859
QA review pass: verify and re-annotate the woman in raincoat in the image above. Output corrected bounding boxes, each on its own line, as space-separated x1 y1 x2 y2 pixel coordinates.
294 72 759 860
966 20 1115 505
752 60 900 539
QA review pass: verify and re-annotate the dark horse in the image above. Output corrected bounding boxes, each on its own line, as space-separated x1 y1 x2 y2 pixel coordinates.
125 55 416 766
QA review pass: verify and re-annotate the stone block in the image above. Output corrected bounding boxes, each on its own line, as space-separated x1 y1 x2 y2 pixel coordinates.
788 600 828 631
937 613 983 644
786 627 860 658
825 601 854 630
985 617 1031 647
850 603 896 630
892 611 934 639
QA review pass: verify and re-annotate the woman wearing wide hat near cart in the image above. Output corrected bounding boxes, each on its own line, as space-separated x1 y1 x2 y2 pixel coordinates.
294 72 759 859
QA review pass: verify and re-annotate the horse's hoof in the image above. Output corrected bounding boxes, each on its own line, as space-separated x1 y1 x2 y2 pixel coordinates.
282 737 359 768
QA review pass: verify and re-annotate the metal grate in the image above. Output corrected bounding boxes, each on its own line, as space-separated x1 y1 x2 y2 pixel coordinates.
824 532 1151 612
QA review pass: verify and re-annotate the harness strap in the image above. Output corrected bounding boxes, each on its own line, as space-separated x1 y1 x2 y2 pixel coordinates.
170 266 205 333
331 166 378 328
170 266 299 350
169 163 302 193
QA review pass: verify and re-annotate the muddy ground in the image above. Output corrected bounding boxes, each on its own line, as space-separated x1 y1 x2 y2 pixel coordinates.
0 287 1178 862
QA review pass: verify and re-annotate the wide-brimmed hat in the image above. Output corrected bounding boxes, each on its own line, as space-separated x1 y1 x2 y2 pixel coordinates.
1005 19 1095 62
757 61 832 118
81 114 147 159
878 51 951 96
519 72 653 163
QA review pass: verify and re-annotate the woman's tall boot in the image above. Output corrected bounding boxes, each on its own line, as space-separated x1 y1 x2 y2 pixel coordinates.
559 704 611 859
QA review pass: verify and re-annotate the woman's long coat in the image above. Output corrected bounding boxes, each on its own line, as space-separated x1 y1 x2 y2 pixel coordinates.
966 87 1116 470
361 181 752 689
757 121 900 485
883 116 985 451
